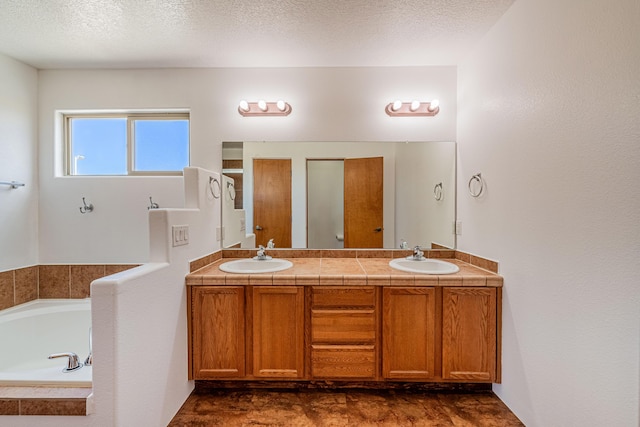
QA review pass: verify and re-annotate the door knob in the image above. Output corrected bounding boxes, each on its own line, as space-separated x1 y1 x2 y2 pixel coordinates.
374 227 382 232
255 225 263 230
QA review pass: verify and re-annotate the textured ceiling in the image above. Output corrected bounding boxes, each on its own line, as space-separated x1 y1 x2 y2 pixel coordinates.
0 0 514 69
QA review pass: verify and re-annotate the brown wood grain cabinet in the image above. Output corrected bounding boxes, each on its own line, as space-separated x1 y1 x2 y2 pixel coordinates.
310 287 377 379
442 287 497 382
252 286 305 378
190 286 245 379
188 282 500 384
382 287 436 380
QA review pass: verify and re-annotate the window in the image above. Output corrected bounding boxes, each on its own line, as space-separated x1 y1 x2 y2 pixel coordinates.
64 112 189 176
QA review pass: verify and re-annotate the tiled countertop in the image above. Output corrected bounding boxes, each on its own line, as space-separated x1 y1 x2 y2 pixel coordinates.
186 257 502 287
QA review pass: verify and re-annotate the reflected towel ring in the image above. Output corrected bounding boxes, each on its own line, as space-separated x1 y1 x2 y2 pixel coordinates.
434 182 443 201
468 173 484 198
208 177 221 199
227 182 236 200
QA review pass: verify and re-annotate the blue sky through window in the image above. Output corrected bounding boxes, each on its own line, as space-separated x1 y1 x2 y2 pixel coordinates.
134 120 189 171
70 116 189 175
71 118 127 175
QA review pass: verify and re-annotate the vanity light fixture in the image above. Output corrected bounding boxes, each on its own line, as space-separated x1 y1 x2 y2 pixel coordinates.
237 100 292 116
385 99 440 116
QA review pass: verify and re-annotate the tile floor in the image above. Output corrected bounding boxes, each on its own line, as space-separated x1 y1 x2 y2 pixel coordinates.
168 388 524 426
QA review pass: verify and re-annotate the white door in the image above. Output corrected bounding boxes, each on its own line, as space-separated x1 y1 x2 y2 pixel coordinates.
307 160 344 249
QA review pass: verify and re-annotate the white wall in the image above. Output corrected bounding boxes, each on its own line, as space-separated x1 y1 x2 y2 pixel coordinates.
0 53 38 271
457 0 640 425
90 168 219 426
395 141 456 249
221 175 254 248
38 67 456 262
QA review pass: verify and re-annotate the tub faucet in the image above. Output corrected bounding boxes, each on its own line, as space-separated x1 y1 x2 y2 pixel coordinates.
48 352 83 372
84 327 93 366
412 245 424 260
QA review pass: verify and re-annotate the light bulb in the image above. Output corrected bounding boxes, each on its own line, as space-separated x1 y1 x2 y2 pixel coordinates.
276 100 286 111
258 100 267 111
428 99 440 112
410 100 421 111
239 100 249 112
391 100 402 111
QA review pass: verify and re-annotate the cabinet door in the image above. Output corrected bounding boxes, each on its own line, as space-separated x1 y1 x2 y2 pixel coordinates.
442 287 497 381
191 286 245 379
252 286 305 378
382 287 436 379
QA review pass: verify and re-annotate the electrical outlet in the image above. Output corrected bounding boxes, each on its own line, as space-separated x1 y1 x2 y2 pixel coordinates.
172 225 189 247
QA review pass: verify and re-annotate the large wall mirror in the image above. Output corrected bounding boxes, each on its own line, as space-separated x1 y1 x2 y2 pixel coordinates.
222 141 456 250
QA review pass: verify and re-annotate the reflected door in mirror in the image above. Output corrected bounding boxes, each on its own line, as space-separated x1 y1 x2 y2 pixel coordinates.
307 160 344 249
253 159 292 247
344 157 383 248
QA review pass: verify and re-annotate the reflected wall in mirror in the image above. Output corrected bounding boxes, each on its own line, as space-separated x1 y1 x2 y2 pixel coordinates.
222 141 456 250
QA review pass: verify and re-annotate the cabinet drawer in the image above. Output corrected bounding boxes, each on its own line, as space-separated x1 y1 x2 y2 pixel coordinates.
311 345 376 378
312 287 376 308
312 310 376 343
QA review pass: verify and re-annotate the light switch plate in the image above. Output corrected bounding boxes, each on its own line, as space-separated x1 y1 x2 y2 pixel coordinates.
172 225 189 247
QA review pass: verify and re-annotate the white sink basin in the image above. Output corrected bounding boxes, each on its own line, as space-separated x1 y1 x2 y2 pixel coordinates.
389 258 460 275
219 258 293 274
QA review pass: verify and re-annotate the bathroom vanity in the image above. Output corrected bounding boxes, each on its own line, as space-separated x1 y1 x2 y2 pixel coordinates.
186 250 502 386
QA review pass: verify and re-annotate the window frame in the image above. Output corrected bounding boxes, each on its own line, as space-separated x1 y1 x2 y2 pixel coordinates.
64 111 190 177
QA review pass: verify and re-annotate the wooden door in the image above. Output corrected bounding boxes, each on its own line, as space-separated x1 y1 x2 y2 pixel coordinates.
252 286 305 378
253 159 292 247
382 287 436 379
191 286 245 379
442 287 497 382
344 157 383 248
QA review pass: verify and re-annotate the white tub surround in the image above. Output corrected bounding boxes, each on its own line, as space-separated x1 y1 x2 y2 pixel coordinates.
0 299 92 387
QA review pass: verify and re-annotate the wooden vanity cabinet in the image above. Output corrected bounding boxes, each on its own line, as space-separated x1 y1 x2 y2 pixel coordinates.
251 286 305 378
190 286 245 379
188 282 501 384
441 287 498 382
310 287 377 379
382 287 436 380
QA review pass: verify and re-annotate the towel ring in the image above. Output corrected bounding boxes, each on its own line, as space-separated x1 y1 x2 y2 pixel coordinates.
208 177 221 199
227 182 236 201
468 173 484 198
434 182 443 201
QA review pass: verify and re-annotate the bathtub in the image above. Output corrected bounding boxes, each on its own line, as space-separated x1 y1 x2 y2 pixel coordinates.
0 299 92 387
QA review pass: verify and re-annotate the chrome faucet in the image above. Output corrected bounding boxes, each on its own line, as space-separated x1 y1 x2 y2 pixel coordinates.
48 352 83 372
412 245 424 260
84 327 93 366
255 245 268 260
267 239 275 249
